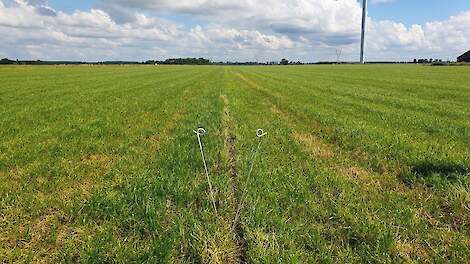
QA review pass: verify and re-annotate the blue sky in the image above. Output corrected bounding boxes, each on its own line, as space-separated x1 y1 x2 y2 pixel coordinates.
1 0 469 61
369 0 470 26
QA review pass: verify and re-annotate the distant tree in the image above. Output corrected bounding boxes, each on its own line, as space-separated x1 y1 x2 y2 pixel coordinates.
161 57 211 65
0 58 15 64
280 58 289 65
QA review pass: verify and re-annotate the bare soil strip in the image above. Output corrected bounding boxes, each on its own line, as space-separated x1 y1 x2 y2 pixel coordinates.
220 94 248 263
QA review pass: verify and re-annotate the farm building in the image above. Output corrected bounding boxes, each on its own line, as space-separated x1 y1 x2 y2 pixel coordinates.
457 50 470 62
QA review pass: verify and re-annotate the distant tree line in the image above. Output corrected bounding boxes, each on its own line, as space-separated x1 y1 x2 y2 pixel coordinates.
98 61 140 65
143 58 211 65
1 58 85 65
3 57 456 66
1 57 307 66
164 58 210 65
0 58 16 64
0 58 142 65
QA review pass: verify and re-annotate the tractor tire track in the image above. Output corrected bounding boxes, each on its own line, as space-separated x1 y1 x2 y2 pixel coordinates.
220 94 248 263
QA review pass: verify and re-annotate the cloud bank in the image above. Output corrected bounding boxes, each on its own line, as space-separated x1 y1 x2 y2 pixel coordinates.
0 0 468 61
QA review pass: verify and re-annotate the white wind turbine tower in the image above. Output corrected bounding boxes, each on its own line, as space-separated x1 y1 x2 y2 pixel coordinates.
360 0 367 64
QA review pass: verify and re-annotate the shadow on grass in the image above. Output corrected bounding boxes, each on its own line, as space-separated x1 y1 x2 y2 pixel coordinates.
412 161 469 177
400 161 469 186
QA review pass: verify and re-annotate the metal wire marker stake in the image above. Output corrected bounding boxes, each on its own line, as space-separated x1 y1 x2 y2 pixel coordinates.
194 128 218 215
233 129 267 230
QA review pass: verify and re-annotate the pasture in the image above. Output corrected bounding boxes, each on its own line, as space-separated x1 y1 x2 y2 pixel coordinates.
1 65 469 263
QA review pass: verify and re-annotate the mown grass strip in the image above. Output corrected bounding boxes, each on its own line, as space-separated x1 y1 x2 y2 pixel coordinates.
229 68 470 262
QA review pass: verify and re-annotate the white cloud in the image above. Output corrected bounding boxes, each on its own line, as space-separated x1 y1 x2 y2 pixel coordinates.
0 0 469 61
103 0 363 44
365 11 470 60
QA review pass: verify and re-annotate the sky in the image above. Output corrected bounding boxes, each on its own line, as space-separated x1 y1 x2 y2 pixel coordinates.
0 0 469 62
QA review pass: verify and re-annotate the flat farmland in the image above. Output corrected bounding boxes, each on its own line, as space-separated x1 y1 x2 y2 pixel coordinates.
1 65 469 263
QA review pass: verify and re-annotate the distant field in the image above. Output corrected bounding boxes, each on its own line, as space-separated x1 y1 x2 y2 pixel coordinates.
1 65 469 263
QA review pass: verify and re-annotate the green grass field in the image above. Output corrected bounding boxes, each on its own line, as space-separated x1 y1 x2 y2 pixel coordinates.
1 65 469 263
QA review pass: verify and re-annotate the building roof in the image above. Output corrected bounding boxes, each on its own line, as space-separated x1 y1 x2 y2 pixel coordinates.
457 50 470 62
